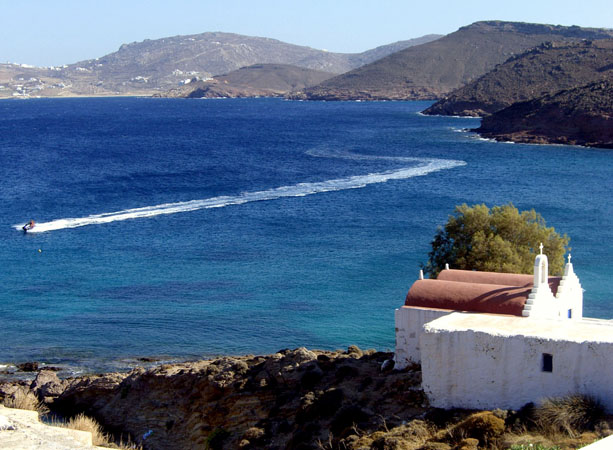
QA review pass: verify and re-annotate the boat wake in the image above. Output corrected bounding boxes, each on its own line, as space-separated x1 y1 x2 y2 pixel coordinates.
14 153 465 233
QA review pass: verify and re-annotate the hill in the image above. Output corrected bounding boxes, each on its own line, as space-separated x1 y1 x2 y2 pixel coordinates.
293 21 613 101
162 64 336 98
474 79 613 148
424 40 613 116
0 33 440 98
354 34 442 65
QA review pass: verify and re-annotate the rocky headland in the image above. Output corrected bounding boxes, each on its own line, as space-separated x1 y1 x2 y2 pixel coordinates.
2 347 612 450
474 80 613 148
423 40 613 117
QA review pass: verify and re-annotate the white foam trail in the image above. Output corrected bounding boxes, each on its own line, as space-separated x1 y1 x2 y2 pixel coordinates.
14 156 465 233
417 111 482 119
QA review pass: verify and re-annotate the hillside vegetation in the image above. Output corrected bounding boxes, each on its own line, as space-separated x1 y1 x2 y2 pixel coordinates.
293 21 613 101
424 40 613 116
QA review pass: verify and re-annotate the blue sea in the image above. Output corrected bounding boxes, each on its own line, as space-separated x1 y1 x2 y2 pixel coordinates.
1 98 611 376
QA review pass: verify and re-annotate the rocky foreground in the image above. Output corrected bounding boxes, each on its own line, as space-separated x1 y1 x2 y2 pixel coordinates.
2 347 611 450
474 80 613 148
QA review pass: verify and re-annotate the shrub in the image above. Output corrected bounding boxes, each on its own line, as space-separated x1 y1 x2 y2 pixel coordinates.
446 411 505 446
535 394 605 437
423 203 569 277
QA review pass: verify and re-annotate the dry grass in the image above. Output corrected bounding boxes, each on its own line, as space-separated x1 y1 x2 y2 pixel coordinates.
328 420 434 450
58 413 142 449
535 395 606 438
63 413 109 446
2 391 139 449
501 433 560 449
323 399 611 450
2 387 49 415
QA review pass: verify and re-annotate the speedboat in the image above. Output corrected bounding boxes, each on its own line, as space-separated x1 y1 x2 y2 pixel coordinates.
22 220 35 232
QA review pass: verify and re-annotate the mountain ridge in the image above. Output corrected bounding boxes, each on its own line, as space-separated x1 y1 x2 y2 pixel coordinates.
293 21 613 101
0 32 441 98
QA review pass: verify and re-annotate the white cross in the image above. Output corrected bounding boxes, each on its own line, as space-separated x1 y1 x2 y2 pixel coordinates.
539 243 543 254
568 253 572 264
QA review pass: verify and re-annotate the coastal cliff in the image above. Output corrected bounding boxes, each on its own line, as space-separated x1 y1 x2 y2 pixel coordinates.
474 80 613 148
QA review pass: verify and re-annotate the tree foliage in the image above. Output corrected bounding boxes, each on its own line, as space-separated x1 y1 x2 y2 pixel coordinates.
423 203 570 277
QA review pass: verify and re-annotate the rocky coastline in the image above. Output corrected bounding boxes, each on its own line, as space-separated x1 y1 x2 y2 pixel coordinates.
2 347 612 450
473 80 613 149
2 347 426 449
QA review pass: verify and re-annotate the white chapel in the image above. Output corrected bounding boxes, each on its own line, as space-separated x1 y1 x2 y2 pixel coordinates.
395 249 613 412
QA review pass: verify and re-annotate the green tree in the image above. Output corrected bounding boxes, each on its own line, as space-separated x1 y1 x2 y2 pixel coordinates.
423 203 570 278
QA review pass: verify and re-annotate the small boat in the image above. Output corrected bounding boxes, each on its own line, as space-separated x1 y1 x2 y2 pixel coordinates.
22 220 35 232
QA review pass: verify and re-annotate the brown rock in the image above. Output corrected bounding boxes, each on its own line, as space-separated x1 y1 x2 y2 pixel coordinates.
458 437 480 450
419 443 452 450
31 370 66 400
347 345 363 357
17 362 39 372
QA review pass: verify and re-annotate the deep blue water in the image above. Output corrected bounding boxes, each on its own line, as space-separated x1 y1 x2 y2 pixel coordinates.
1 97 611 375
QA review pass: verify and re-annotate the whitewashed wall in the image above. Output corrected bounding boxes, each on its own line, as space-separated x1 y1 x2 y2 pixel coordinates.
420 313 613 412
394 306 450 368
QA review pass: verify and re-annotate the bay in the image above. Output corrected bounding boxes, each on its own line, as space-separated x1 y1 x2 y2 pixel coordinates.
1 97 611 374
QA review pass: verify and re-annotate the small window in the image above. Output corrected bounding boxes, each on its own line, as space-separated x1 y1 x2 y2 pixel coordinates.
542 353 553 372
568 309 573 319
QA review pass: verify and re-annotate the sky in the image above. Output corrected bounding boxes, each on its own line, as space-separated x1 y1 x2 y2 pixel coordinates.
2 0 613 67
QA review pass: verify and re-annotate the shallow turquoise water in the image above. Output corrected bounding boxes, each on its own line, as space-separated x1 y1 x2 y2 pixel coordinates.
1 97 611 373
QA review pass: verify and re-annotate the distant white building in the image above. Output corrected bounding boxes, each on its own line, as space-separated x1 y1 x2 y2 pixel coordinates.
395 249 613 412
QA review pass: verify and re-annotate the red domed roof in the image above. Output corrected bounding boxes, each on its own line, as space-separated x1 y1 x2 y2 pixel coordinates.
438 269 561 295
404 269 561 316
